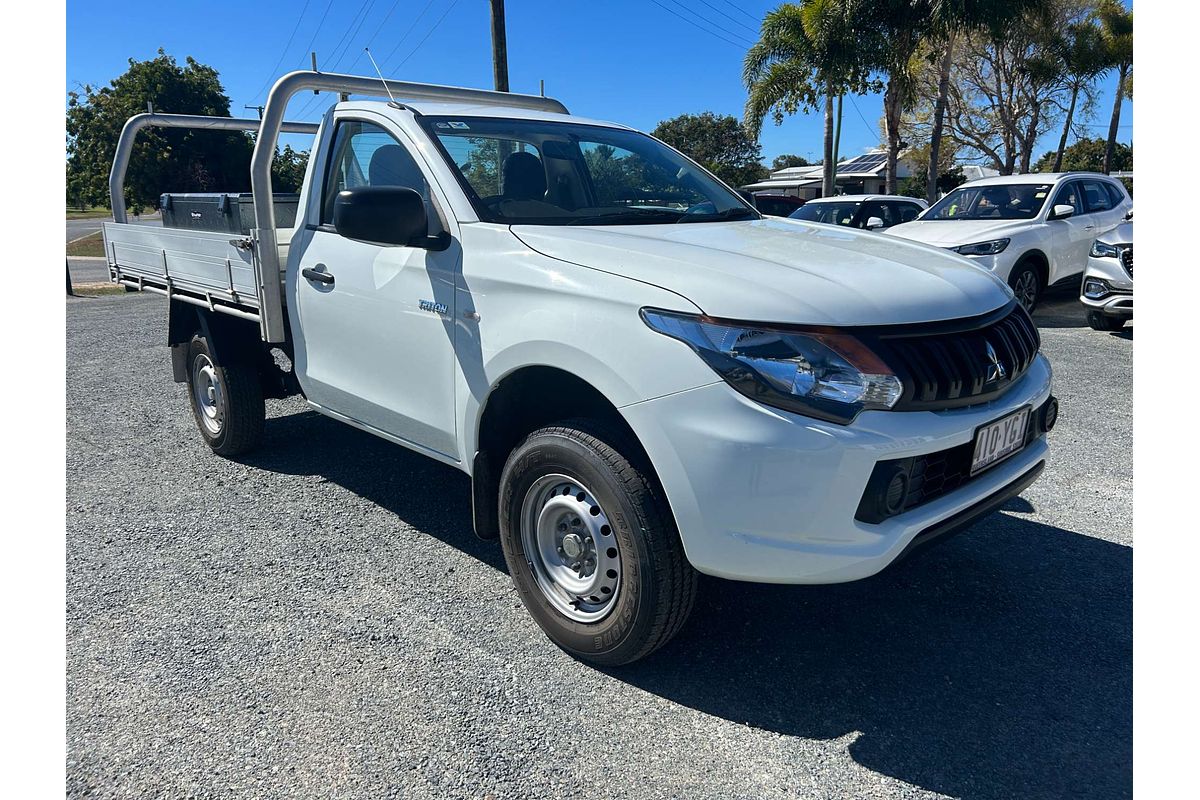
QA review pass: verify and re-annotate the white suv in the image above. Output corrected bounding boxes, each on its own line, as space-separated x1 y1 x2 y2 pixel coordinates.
887 173 1132 311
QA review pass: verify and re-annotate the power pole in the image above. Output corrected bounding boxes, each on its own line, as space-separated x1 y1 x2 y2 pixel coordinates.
489 0 509 92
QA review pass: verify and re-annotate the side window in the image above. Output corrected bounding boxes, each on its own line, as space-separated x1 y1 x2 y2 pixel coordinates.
1104 182 1126 207
1051 181 1083 216
860 201 894 228
1081 180 1113 213
434 135 543 200
891 202 923 224
321 119 429 225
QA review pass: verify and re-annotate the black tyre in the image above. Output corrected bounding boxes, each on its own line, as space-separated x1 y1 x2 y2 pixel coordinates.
1087 310 1126 331
184 335 264 456
498 420 697 666
1008 259 1042 313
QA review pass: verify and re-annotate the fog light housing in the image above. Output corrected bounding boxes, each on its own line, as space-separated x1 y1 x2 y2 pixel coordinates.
857 463 910 523
1083 279 1109 300
1041 396 1059 433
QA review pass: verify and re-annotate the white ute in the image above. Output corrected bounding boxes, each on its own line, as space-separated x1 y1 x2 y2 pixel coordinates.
103 72 1057 665
887 173 1132 312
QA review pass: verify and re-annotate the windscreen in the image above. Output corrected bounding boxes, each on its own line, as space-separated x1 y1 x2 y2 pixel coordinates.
924 183 1053 221
420 116 758 225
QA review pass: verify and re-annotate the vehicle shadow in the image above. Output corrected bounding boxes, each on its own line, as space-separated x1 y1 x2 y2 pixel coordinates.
245 408 1131 800
1032 285 1088 329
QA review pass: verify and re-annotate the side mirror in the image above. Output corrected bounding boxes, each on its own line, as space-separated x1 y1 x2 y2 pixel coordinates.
334 186 428 246
1048 203 1076 221
865 216 885 230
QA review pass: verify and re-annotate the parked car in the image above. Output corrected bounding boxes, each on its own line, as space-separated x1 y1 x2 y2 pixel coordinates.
788 194 927 231
752 193 806 217
1080 220 1132 331
102 72 1055 666
887 173 1132 312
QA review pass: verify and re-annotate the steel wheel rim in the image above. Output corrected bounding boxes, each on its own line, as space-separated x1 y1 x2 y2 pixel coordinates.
1014 270 1037 310
519 474 621 623
191 354 224 435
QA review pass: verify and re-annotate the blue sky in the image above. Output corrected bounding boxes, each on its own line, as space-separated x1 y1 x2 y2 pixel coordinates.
66 0 1131 166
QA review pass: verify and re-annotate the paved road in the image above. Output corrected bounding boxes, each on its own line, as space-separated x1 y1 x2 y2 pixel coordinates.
66 290 1131 799
66 213 159 243
67 257 111 285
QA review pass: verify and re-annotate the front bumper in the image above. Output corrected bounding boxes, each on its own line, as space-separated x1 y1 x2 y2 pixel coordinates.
1080 257 1133 315
621 354 1053 584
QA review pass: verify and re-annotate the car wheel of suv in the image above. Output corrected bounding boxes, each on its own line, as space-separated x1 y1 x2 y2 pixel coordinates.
497 419 697 666
1008 260 1041 313
1086 310 1126 331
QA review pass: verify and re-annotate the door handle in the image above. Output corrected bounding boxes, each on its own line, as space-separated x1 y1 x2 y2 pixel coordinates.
302 266 334 285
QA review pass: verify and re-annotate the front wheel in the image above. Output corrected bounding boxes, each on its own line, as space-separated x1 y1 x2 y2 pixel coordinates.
1087 310 1126 331
1008 260 1042 313
498 421 697 666
184 335 264 456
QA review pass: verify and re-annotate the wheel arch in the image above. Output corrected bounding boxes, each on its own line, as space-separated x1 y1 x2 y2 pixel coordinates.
1016 248 1050 288
469 365 657 541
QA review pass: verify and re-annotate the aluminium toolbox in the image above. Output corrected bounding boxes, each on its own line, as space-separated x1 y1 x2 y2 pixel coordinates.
160 193 301 234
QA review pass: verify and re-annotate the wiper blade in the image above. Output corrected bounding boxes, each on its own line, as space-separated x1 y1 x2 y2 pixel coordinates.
676 207 758 223
567 210 682 225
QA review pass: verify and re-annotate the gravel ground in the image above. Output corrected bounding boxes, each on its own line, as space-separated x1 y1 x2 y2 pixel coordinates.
66 287 1131 799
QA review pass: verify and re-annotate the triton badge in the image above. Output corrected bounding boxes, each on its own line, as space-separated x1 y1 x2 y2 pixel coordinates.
419 299 448 315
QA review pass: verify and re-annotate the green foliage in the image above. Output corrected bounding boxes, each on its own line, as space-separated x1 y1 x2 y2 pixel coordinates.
897 166 966 199
771 154 811 170
651 112 766 188
66 50 253 209
271 145 310 193
1034 137 1132 173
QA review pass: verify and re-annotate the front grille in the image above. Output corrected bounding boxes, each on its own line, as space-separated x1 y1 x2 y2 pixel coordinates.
868 302 1040 412
1121 246 1133 276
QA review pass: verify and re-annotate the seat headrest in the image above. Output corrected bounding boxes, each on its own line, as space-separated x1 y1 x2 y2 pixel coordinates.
502 151 546 201
369 145 425 192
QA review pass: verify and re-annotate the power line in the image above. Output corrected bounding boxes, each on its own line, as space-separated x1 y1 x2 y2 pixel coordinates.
393 0 464 71
250 0 313 104
719 0 761 24
379 0 440 70
296 0 337 68
292 1 374 120
662 0 755 46
693 0 758 36
847 95 877 142
344 0 406 73
649 0 752 50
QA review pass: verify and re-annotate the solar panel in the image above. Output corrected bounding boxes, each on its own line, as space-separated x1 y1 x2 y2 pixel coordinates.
837 153 887 173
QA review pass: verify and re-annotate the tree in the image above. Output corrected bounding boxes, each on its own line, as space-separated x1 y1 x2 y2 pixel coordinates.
744 1 875 196
771 153 811 170
66 50 253 210
271 145 310 193
651 112 766 188
895 136 966 199
1049 17 1108 171
1097 0 1132 174
1034 136 1131 172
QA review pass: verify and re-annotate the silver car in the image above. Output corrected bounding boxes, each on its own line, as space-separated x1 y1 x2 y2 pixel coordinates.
1080 220 1132 331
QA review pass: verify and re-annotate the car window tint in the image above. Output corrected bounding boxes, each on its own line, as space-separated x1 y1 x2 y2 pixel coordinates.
321 119 429 225
1082 181 1113 213
861 202 894 228
1052 181 1083 215
890 202 923 223
1103 181 1126 208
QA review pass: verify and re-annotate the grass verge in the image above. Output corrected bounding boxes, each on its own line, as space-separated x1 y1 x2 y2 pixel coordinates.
66 233 106 258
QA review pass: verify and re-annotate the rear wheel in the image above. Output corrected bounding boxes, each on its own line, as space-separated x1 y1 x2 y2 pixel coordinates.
498 420 697 666
1087 310 1126 331
1008 259 1042 313
185 335 264 456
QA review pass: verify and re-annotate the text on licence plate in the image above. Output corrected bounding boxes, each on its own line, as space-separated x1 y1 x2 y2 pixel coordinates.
971 407 1030 474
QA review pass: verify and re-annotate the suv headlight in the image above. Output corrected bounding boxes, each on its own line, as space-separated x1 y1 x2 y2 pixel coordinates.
955 238 1010 256
1090 240 1119 259
641 308 903 424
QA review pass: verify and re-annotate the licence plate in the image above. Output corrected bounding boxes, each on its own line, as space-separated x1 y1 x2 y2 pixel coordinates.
970 407 1030 475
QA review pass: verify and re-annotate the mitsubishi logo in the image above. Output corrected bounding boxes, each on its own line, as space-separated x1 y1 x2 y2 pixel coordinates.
985 342 1007 383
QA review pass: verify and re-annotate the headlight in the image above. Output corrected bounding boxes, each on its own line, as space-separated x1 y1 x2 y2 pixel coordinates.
1083 278 1110 299
1090 240 1119 259
955 238 1010 256
641 308 903 424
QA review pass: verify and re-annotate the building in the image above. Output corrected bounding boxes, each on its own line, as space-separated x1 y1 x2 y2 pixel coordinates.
742 149 915 200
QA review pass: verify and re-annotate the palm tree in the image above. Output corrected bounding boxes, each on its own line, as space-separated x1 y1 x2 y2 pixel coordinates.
1051 19 1108 172
744 0 873 197
1097 0 1132 175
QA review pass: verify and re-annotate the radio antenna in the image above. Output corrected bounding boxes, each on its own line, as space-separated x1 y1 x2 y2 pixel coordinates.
363 47 400 107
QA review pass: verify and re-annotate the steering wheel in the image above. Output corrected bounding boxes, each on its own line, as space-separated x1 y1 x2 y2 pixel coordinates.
683 201 717 216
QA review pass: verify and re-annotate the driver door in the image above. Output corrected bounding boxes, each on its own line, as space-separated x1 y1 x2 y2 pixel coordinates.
291 114 460 459
1046 180 1095 283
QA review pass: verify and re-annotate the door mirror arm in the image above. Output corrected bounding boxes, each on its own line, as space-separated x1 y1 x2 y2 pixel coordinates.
1048 203 1076 221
